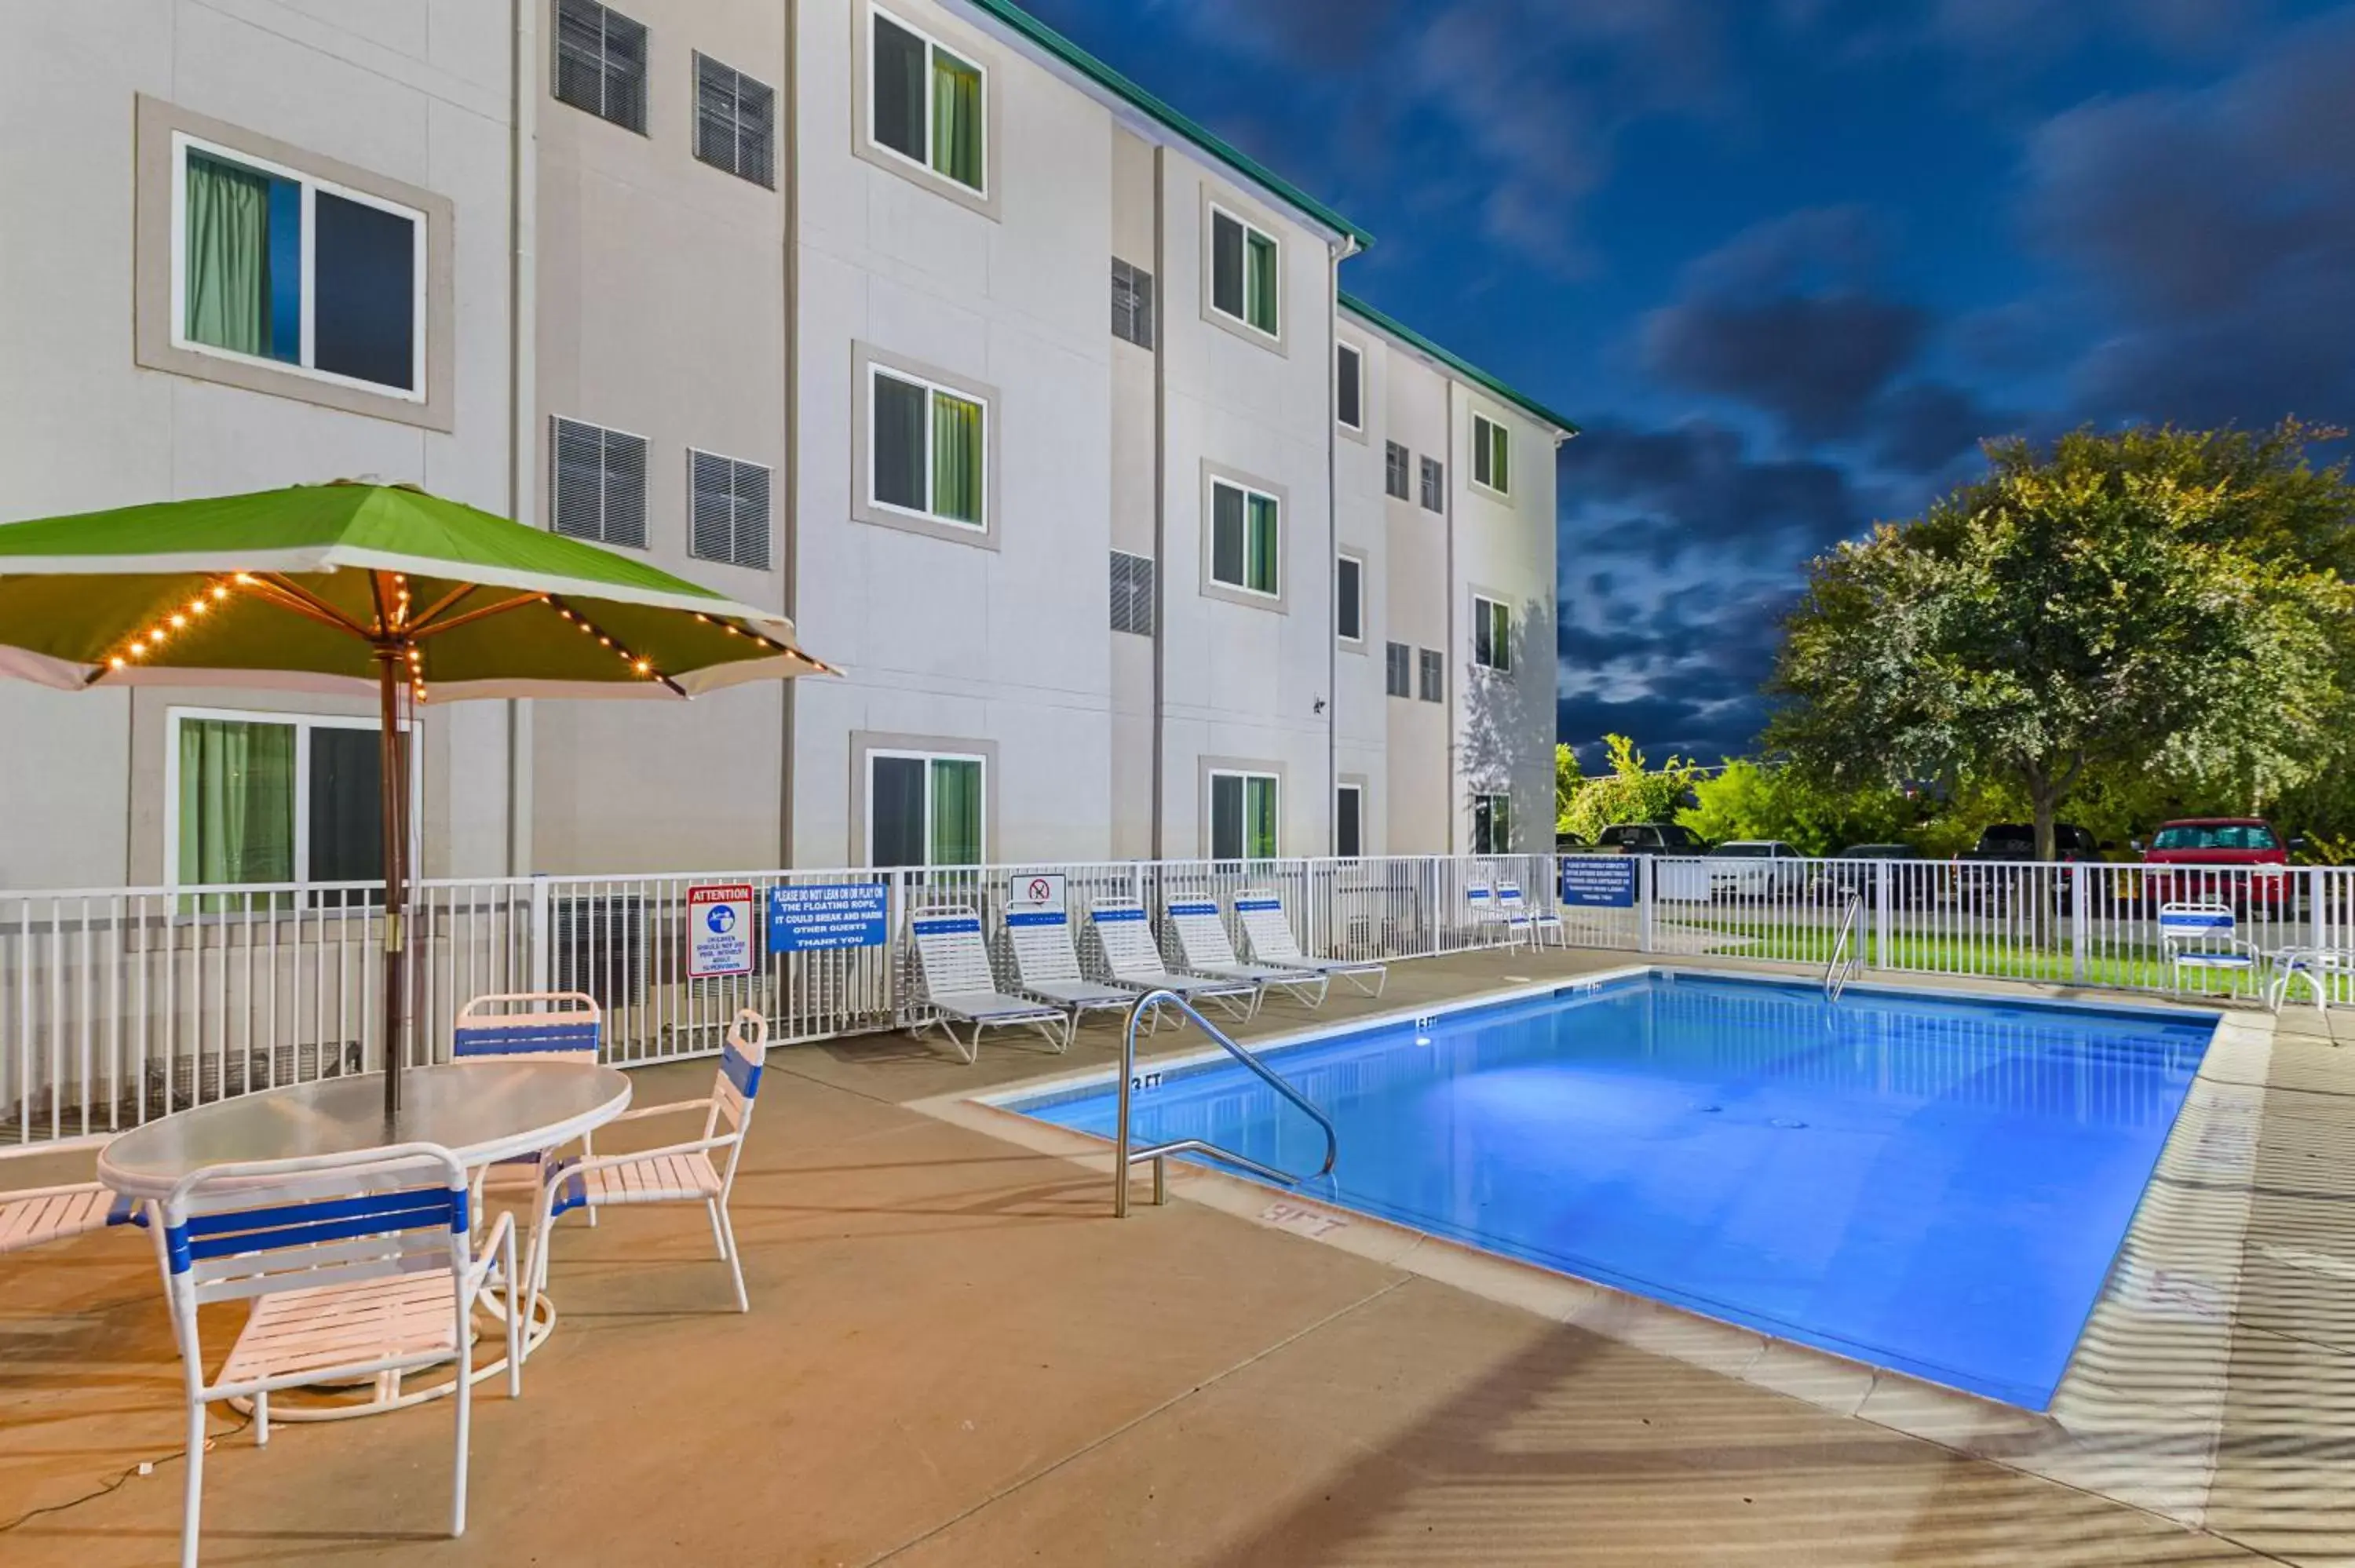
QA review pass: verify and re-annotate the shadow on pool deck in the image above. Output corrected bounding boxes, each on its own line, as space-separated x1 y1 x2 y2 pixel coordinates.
4 945 2353 1565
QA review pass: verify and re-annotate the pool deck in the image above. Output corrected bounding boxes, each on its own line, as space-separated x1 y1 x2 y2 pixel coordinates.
5 946 2355 1565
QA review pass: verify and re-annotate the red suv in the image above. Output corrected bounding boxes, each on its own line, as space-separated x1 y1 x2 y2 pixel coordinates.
2141 818 2295 906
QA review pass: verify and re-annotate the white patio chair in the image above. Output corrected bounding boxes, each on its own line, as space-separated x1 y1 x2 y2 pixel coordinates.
1235 889 1387 997
1088 898 1256 1021
1167 897 1327 1013
0 1180 146 1258
1463 878 1514 947
159 1142 516 1568
453 990 604 1220
907 906 1069 1063
2159 903 2262 995
1006 903 1138 1040
1495 882 1567 950
529 1010 769 1318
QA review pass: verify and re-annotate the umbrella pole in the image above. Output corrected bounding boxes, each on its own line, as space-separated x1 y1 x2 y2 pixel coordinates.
376 645 410 1126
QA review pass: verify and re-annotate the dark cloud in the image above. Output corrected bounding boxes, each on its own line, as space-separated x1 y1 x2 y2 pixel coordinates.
1557 693 1770 764
1561 420 1866 550
1866 382 2016 475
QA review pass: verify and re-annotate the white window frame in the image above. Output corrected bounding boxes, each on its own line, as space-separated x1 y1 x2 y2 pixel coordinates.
1208 768 1281 861
168 131 429 403
1208 476 1281 600
1207 202 1281 341
162 707 421 891
1473 595 1513 673
1471 412 1512 498
867 363 990 533
867 5 991 199
1335 552 1365 646
1335 341 1364 432
864 747 988 868
1334 782 1365 859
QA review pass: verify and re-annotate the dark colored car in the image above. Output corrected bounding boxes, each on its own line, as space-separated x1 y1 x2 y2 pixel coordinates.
1959 823 2101 862
2140 817 2295 907
1594 822 1707 855
1955 822 2102 911
1824 842 1924 903
1554 831 1589 853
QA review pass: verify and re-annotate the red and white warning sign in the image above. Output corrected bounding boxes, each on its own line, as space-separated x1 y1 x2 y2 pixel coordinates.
687 884 756 979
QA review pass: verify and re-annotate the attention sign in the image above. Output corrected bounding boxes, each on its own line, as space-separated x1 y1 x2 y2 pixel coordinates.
687 884 756 978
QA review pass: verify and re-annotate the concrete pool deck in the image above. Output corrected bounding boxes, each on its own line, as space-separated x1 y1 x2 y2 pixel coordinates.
4 946 2353 1565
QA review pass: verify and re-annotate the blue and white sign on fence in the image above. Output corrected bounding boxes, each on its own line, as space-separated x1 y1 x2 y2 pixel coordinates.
766 883 890 953
1561 856 1638 909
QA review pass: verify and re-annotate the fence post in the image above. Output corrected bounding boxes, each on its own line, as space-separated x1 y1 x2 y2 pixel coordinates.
1638 855 1656 954
528 874 551 994
2313 866 2328 954
2070 873 2088 986
1873 859 1890 972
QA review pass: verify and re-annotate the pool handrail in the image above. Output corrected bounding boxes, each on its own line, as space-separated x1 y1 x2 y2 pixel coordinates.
1114 989 1338 1218
1825 889 1865 1001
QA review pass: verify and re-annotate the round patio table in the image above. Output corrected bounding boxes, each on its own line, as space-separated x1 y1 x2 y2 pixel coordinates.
100 1060 632 1419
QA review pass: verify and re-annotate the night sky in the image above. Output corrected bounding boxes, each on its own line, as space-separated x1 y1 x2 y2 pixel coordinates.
1018 0 2355 764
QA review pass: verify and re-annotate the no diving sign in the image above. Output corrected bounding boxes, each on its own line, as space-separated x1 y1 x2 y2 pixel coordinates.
1010 872 1064 910
687 884 756 979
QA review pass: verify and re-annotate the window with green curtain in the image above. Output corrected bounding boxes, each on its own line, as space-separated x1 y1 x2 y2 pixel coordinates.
930 388 984 524
1245 229 1279 335
928 757 982 865
1247 493 1280 594
177 718 296 900
872 370 929 512
1245 775 1278 859
184 153 276 359
1474 414 1512 494
930 47 984 190
1210 773 1278 859
1491 421 1511 493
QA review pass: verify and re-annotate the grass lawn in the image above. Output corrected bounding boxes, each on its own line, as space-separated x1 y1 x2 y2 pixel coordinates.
1674 915 2268 1000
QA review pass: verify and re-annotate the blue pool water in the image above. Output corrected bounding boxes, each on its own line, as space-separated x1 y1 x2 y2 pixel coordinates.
1012 972 2214 1408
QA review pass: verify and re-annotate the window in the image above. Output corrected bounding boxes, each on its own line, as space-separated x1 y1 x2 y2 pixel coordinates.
1209 206 1279 337
1473 793 1513 855
1336 342 1363 430
1110 550 1156 636
1473 596 1512 672
1420 456 1444 512
870 365 987 530
1418 647 1444 703
553 0 649 134
871 8 985 194
1336 784 1364 859
1385 641 1411 698
1385 441 1411 501
1473 412 1511 495
688 450 770 570
1335 555 1364 644
1210 771 1279 860
1112 258 1156 349
1209 478 1280 597
169 710 402 899
867 751 984 867
550 418 648 548
693 53 776 187
172 136 425 398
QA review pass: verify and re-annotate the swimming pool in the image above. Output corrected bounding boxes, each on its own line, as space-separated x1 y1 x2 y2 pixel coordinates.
1006 971 2217 1408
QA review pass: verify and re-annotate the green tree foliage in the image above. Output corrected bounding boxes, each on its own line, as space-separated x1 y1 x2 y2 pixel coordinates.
1554 743 1583 833
1560 735 1700 844
1768 423 2355 860
1679 760 1922 856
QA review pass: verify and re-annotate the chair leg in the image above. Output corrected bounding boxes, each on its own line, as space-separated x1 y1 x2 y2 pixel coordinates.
582 1133 598 1228
451 1295 472 1538
181 1400 206 1568
716 1201 749 1313
705 1198 727 1260
502 1223 521 1399
254 1390 269 1446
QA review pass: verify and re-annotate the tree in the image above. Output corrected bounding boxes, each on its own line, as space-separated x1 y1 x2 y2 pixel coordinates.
1679 760 1920 856
1768 424 2355 861
1554 743 1583 833
1561 735 1700 844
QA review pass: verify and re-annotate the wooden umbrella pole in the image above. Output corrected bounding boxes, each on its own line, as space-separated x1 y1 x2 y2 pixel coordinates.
375 643 410 1126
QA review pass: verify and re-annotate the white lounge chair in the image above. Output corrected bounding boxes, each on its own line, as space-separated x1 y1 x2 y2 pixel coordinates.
0 1180 145 1258
2159 903 2261 995
1006 903 1139 1040
1495 882 1566 950
453 990 604 1220
907 906 1069 1063
1167 897 1327 1012
531 1010 769 1318
1235 889 1387 997
1088 898 1256 1020
159 1142 517 1568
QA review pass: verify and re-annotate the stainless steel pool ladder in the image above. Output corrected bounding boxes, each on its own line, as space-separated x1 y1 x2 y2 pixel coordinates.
1824 889 1865 1001
1114 989 1338 1218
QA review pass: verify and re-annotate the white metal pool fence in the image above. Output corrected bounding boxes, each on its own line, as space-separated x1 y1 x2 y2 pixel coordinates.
2 851 2346 1150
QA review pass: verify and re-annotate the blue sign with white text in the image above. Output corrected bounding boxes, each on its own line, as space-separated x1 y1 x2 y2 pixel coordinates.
766 883 891 953
1560 857 1638 909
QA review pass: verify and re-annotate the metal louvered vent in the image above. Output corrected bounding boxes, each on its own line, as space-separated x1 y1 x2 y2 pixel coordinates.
688 450 772 571
1111 258 1155 349
1109 550 1156 636
553 0 648 135
694 53 776 188
550 417 648 549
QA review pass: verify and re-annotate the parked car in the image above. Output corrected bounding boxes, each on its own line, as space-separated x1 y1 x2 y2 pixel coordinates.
1959 823 2101 862
1594 822 1706 855
1554 831 1589 853
1954 822 2103 911
2139 817 2297 908
1707 840 1809 899
1823 842 1924 903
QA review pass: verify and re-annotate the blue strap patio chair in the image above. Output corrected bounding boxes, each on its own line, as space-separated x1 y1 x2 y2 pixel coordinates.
453 991 605 1220
0 1180 145 1258
2158 903 2262 997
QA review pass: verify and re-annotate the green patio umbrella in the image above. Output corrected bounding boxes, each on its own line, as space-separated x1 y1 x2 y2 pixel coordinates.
0 480 833 1121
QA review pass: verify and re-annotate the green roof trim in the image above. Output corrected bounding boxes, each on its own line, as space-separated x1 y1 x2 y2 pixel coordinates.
1339 290 1582 437
963 0 1376 252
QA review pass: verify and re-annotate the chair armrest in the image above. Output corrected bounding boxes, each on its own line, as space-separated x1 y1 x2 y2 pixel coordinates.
607 1097 718 1125
467 1209 517 1291
544 1133 743 1186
